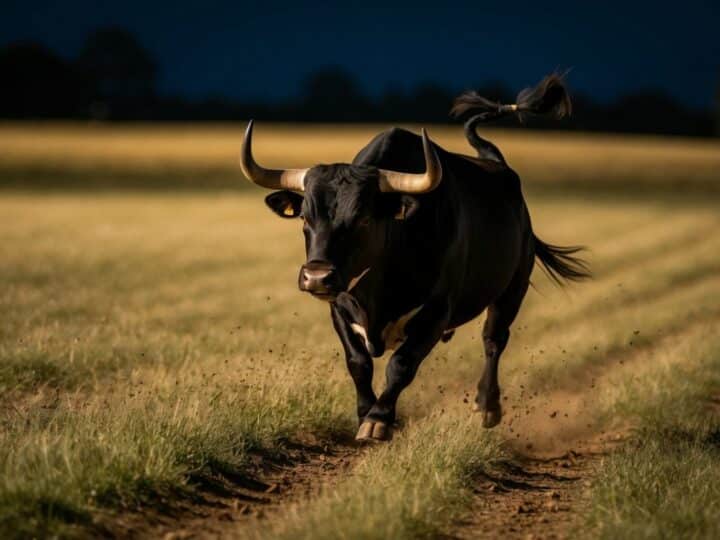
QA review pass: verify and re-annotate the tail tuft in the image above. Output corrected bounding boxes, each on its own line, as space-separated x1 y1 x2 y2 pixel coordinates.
450 72 572 162
450 92 500 119
515 72 572 121
451 71 572 122
533 234 590 286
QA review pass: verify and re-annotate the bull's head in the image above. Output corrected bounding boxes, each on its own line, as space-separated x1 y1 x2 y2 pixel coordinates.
240 121 442 301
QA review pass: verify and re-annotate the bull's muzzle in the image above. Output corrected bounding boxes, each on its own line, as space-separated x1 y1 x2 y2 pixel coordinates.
298 261 339 300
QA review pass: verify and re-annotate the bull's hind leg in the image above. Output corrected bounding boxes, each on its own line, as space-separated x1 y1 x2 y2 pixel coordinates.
475 276 530 428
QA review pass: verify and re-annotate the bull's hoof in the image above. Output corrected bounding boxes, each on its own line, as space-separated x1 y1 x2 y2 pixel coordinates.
482 408 502 428
472 402 502 429
355 420 393 442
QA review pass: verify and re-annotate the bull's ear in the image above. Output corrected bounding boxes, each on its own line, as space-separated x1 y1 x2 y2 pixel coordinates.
394 195 420 221
265 191 303 219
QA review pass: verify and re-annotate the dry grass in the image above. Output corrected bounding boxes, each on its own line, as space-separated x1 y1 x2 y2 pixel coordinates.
584 323 720 539
1 124 720 538
1 122 718 191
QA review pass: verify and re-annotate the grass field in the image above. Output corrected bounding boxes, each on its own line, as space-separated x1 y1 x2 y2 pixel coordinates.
1 123 720 539
2 122 720 193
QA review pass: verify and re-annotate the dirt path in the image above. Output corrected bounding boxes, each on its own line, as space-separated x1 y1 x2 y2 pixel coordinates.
448 386 626 540
133 372 624 540
446 336 653 540
450 452 597 539
108 437 362 539
109 321 710 539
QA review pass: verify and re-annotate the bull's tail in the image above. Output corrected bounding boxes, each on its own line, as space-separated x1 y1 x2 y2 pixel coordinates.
533 234 591 286
450 72 572 163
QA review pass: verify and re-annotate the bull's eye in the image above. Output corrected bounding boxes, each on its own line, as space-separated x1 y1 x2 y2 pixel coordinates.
357 216 371 228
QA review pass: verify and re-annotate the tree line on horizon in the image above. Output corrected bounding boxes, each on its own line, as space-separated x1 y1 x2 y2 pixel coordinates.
1 27 717 137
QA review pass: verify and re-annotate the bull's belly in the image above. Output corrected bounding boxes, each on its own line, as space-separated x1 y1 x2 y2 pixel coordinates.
350 293 491 356
447 238 524 328
445 266 519 330
346 244 522 354
444 293 490 331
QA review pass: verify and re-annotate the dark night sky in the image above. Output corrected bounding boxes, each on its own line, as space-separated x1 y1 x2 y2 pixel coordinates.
3 0 719 109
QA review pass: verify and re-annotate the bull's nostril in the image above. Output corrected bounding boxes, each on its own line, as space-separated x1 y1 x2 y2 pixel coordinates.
304 269 332 281
299 262 336 295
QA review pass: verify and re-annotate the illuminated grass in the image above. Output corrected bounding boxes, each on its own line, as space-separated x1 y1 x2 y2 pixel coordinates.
1 123 718 193
1 124 720 538
1 192 719 538
585 327 720 539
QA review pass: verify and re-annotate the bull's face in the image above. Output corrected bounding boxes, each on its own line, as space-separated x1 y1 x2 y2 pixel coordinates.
240 121 442 302
264 166 420 300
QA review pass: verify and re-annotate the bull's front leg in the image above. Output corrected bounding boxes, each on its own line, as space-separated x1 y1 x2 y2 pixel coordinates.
357 300 449 442
331 296 376 423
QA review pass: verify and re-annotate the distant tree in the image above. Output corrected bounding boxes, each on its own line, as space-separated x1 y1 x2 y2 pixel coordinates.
378 85 410 121
716 78 720 136
609 91 696 135
300 67 370 121
77 27 157 103
0 42 87 118
405 83 453 123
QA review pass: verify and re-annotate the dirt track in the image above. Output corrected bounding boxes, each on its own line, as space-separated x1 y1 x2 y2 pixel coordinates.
107 313 719 539
448 385 626 539
113 350 636 540
107 438 358 539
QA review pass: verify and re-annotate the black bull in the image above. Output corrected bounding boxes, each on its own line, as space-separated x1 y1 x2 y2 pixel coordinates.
241 76 589 442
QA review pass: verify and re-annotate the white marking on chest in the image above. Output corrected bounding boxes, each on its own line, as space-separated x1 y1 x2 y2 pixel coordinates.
381 305 424 350
349 304 424 353
347 267 371 292
350 323 372 351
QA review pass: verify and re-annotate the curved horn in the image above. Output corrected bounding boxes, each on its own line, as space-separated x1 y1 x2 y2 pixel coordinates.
240 120 308 191
378 128 443 193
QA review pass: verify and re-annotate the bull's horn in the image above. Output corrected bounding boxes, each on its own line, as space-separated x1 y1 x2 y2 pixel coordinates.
240 120 308 191
378 129 443 193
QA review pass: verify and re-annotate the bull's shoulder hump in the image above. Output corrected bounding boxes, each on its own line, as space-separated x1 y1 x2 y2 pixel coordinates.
374 127 420 150
352 127 423 167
